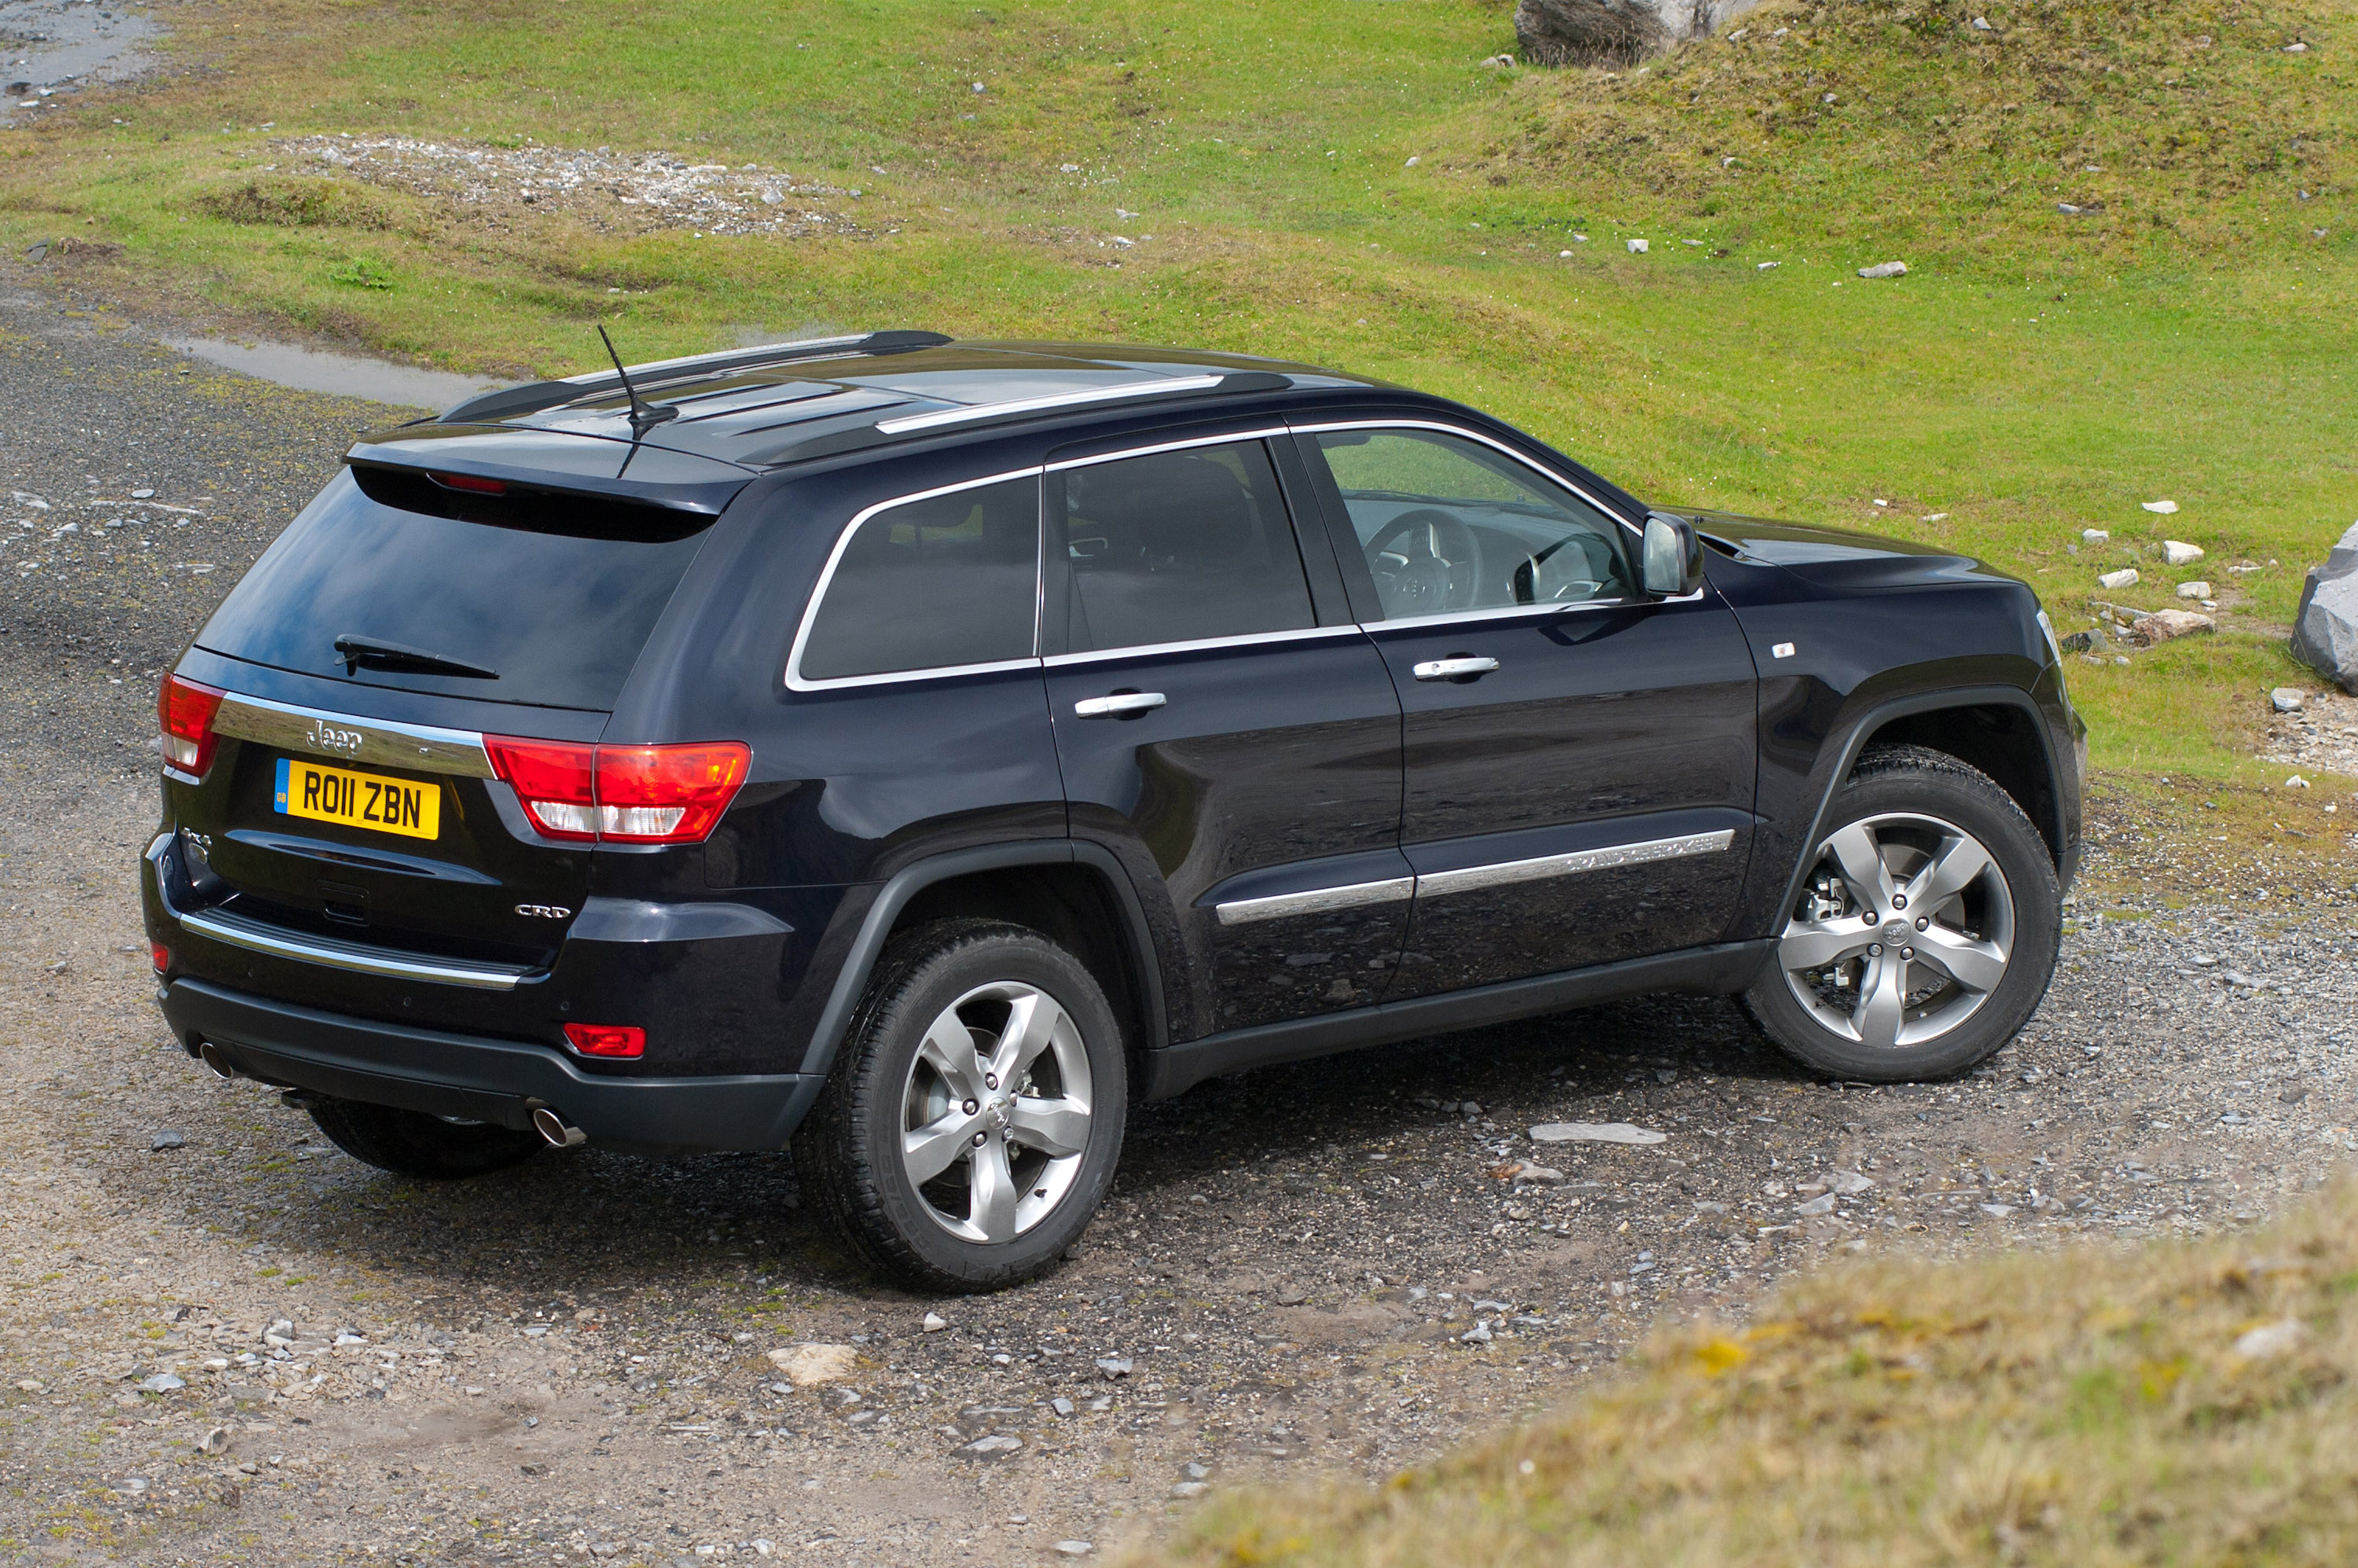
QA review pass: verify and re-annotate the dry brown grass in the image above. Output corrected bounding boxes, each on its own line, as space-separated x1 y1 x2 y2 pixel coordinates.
1132 1184 2358 1566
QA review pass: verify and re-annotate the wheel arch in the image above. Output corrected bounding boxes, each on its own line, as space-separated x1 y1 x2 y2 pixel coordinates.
1774 686 2065 930
795 842 1166 1090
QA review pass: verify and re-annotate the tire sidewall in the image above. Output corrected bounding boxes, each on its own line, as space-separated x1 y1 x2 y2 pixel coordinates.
825 925 1127 1291
1748 755 2061 1081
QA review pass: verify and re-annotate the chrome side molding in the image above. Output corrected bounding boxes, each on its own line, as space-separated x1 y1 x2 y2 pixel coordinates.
1211 829 1736 924
174 906 538 991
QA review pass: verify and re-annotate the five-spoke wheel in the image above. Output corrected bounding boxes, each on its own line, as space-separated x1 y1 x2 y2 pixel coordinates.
1743 745 2060 1081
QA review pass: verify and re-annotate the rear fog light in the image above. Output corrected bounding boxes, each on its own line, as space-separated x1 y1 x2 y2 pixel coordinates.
150 942 171 975
562 1023 645 1059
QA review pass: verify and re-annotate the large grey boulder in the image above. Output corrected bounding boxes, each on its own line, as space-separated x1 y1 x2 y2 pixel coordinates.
2292 521 2358 693
1515 0 1761 65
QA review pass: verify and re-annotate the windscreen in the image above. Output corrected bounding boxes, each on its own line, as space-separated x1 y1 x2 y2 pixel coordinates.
195 467 714 711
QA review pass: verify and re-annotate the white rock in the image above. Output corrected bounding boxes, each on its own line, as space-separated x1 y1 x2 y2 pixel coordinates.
2098 568 2139 589
2164 540 2205 566
1827 1170 1875 1194
1172 1481 1210 1499
1795 1193 1837 1216
766 1343 857 1387
2234 1320 2305 1359
958 1434 1023 1457
920 1313 948 1333
2271 687 2306 713
2176 581 2212 600
1093 1357 1133 1378
2143 499 2179 514
1460 1321 1493 1344
1529 1122 1666 1145
2286 775 2311 788
1627 238 1649 254
137 1373 185 1394
1052 1543 1095 1558
1857 260 1908 279
1510 1163 1566 1185
2083 529 2110 542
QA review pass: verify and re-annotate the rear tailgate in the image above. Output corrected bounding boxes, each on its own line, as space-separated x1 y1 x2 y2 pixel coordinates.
163 442 748 982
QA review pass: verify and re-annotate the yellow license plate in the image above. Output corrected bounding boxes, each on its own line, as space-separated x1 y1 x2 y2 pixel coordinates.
274 757 442 840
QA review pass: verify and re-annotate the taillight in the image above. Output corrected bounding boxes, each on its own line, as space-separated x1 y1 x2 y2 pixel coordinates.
483 736 598 840
159 674 226 778
562 1022 646 1059
593 743 751 843
485 736 748 846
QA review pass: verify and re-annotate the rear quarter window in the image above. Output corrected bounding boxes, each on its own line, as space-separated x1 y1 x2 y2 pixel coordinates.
792 476 1041 684
195 467 713 711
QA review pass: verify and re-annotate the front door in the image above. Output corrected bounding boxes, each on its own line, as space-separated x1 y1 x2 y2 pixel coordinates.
1293 421 1759 999
1041 433 1408 1039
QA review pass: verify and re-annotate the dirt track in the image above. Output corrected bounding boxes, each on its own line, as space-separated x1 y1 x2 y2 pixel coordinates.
5 282 2357 1567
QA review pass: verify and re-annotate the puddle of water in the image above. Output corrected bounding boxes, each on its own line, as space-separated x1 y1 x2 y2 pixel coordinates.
163 336 501 411
1 0 160 101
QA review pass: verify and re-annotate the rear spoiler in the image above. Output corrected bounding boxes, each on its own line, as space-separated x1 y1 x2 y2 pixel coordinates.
347 428 755 517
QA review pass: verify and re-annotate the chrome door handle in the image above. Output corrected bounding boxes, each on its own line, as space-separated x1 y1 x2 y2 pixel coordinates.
1412 655 1500 681
1074 691 1168 719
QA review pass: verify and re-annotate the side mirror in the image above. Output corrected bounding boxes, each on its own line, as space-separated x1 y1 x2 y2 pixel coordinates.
1642 513 1705 598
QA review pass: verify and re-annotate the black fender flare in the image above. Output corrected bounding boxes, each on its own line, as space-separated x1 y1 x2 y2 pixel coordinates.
1769 682 2066 935
795 840 1166 1085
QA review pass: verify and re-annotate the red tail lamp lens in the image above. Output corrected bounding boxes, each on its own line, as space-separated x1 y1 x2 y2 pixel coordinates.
593 743 751 843
562 1023 645 1059
159 674 226 778
429 471 508 495
483 736 598 841
150 941 171 975
485 737 748 845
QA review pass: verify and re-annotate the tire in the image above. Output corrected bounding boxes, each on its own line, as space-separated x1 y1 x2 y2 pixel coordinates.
307 1097 545 1179
794 919 1128 1294
1741 744 2060 1082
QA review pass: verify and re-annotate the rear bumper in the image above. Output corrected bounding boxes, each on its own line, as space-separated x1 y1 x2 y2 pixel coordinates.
161 977 822 1156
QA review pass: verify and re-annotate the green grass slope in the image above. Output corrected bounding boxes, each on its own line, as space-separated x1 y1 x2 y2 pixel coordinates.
1 0 2354 784
1129 1184 2358 1567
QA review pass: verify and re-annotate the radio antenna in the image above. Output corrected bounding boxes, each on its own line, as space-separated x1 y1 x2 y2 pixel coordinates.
597 324 677 438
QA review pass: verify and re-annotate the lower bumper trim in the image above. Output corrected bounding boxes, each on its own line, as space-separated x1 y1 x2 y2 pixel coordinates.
163 979 820 1155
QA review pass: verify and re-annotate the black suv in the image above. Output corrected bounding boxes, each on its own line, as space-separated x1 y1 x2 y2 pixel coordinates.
144 333 2084 1290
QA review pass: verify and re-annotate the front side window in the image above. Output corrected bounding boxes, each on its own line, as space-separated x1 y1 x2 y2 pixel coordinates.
1309 428 1633 621
1052 440 1316 654
796 476 1039 682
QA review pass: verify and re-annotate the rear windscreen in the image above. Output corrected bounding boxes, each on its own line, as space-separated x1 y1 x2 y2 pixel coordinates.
195 467 713 711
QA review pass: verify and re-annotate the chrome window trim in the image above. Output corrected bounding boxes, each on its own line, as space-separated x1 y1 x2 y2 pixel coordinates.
1044 625 1357 670
210 692 496 779
1414 829 1735 900
784 465 1049 694
876 376 1229 436
1214 876 1415 927
1210 829 1735 925
1044 425 1291 473
1287 417 1644 540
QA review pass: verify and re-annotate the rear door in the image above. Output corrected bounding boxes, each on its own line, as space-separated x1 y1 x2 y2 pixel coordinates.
175 463 725 966
1041 432 1408 1039
1292 422 1759 999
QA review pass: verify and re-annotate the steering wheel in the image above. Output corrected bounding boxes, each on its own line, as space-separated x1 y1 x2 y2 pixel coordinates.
1364 508 1480 617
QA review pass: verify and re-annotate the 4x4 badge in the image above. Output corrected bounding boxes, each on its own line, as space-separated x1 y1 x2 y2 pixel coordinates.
515 904 573 920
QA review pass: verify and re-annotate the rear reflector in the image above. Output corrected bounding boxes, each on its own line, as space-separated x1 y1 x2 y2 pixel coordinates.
562 1023 645 1059
485 736 749 845
159 674 226 778
150 942 171 975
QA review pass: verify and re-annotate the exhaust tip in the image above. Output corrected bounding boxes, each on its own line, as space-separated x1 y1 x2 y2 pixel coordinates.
531 1107 586 1148
197 1041 237 1081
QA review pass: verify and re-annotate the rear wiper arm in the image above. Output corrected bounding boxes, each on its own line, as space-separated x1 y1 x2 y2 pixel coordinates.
333 634 498 681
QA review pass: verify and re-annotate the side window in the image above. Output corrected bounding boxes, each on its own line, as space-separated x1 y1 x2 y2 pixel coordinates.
1308 429 1633 621
1052 440 1317 654
796 476 1039 681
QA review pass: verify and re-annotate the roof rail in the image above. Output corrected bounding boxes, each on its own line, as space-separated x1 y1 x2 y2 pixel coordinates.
434 329 954 426
872 370 1292 437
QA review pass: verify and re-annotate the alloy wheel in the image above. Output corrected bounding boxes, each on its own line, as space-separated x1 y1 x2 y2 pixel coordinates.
1776 812 2016 1052
898 980 1094 1244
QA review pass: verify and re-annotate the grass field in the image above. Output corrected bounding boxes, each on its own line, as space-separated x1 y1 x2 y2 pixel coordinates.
3 0 2355 790
1125 1180 2358 1567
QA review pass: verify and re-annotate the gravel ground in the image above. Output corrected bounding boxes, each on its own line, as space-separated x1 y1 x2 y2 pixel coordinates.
3 279 2357 1568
